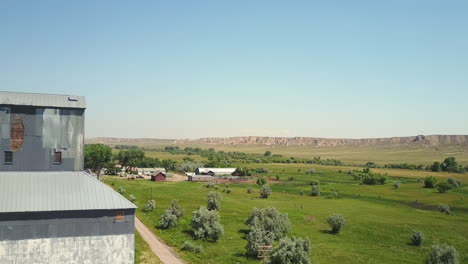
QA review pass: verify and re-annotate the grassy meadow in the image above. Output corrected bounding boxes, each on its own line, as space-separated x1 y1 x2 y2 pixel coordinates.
104 162 468 264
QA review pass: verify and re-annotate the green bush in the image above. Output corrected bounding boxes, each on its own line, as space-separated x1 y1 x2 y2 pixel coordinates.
226 188 232 194
267 236 311 264
437 182 453 193
118 186 125 195
141 200 156 212
160 200 184 229
181 241 203 253
260 185 272 199
424 176 438 188
393 181 401 189
207 191 221 211
245 207 290 256
361 174 387 185
191 206 224 241
256 177 267 186
128 194 136 203
245 207 290 240
245 224 274 256
288 177 294 181
247 187 253 194
327 214 346 234
410 231 424 246
425 243 459 264
438 203 452 215
305 169 316 174
309 179 320 186
447 178 462 187
311 185 320 196
327 191 339 199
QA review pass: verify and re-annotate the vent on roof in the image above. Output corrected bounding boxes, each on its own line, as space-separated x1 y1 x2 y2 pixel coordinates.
68 96 79 101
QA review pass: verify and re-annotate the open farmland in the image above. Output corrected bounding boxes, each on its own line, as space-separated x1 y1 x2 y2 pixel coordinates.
104 163 468 264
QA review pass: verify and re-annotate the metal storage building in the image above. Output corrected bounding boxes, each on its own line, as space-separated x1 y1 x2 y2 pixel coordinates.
0 91 136 264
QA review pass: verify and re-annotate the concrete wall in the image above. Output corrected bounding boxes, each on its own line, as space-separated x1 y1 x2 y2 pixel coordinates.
0 234 134 264
0 105 84 171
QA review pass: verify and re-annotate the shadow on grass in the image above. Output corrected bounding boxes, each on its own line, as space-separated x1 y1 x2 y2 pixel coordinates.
320 229 337 235
182 229 194 238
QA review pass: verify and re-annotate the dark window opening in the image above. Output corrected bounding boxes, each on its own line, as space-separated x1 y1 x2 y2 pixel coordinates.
54 151 62 164
4 151 13 164
115 211 124 221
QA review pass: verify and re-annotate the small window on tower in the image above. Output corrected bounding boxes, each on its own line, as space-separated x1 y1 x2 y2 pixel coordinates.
4 151 13 164
115 211 124 221
54 151 62 164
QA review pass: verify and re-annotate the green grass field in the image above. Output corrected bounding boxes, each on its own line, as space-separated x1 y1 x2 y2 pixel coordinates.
104 163 468 264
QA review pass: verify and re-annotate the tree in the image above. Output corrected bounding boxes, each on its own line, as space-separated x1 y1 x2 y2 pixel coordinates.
430 162 442 172
424 176 438 188
116 149 145 172
260 185 272 199
425 243 459 264
267 236 311 264
191 206 224 241
207 191 221 211
84 144 112 179
327 214 346 234
437 182 453 193
441 157 458 172
264 151 272 157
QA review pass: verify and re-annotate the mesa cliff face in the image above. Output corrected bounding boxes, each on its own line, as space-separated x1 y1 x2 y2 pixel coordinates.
87 135 468 147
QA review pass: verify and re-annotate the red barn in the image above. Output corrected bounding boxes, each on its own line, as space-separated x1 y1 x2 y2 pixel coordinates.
151 171 166 182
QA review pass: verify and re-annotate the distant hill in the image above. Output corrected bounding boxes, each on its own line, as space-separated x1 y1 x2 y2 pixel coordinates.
87 135 468 147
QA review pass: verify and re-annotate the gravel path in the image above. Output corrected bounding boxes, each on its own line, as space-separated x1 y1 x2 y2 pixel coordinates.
135 217 185 264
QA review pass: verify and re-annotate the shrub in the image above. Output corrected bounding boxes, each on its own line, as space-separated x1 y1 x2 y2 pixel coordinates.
311 185 320 196
245 207 290 240
425 243 459 264
245 224 275 256
207 191 221 211
438 203 452 215
361 174 387 185
256 177 267 186
247 187 253 194
226 188 232 194
410 231 424 246
305 169 316 174
327 214 346 234
204 183 214 188
260 185 272 199
437 182 453 193
424 176 438 188
309 180 320 186
141 200 156 212
181 241 203 253
447 178 462 187
327 191 339 199
213 185 219 190
300 190 304 196
393 181 401 189
275 175 280 181
128 194 136 203
266 236 311 264
191 206 224 241
288 177 294 181
160 209 178 229
118 186 125 195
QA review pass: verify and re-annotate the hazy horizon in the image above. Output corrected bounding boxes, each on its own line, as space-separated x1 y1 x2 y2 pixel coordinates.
2 1 467 139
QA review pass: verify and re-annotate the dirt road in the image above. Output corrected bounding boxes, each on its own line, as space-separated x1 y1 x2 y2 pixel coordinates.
135 217 185 264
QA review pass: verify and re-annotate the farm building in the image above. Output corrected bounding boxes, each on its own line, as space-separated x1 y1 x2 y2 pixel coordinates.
137 167 166 176
0 92 136 263
195 167 236 176
151 170 166 182
188 175 214 182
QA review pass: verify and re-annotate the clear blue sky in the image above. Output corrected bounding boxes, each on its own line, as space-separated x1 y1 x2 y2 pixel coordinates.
1 1 467 139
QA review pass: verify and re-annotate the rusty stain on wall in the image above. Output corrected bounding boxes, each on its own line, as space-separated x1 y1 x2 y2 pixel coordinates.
10 115 24 152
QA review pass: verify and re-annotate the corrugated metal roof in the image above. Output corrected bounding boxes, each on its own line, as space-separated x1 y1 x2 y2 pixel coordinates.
0 171 136 213
197 168 236 174
0 91 86 109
